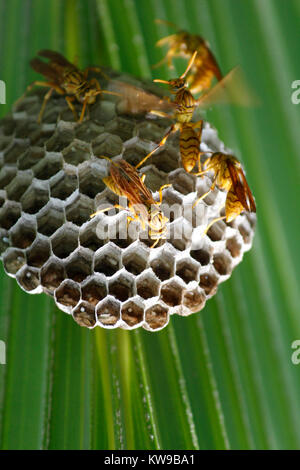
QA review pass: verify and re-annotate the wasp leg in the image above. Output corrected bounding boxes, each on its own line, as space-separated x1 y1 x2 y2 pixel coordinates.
90 203 128 219
37 83 66 123
158 184 171 204
65 95 79 121
149 110 171 119
150 238 160 249
202 216 226 237
192 172 218 208
136 124 177 169
79 98 88 122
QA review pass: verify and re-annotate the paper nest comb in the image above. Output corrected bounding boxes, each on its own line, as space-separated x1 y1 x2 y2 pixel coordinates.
0 69 256 331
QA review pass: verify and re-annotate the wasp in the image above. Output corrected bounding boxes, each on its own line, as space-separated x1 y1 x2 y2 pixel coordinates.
17 50 119 123
90 157 170 248
193 152 256 232
136 51 204 173
154 19 222 94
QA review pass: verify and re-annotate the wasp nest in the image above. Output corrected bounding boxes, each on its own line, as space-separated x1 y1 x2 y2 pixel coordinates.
0 69 255 331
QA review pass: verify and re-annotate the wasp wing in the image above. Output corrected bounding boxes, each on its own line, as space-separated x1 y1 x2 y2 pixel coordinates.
30 58 60 82
197 65 260 109
107 80 174 115
37 50 76 68
110 160 153 206
227 160 256 213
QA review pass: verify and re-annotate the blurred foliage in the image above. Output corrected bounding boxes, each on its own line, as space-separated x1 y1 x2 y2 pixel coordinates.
0 0 299 450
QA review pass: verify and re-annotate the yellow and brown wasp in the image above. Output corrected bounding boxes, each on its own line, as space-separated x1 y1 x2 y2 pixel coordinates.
193 152 256 231
90 157 170 248
154 19 222 94
18 50 119 123
135 51 204 174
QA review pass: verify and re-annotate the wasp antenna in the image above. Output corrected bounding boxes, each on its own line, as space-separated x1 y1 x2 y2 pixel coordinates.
180 51 198 79
155 18 178 29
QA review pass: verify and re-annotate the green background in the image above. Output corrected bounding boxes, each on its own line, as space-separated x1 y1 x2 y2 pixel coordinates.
0 0 299 450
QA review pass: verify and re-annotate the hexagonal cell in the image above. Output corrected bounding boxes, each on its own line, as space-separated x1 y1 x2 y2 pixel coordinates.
32 152 63 180
18 146 45 170
105 117 135 141
0 166 17 189
176 258 199 284
30 125 56 147
37 200 65 237
226 237 242 258
0 229 10 256
199 272 218 296
0 201 21 230
75 120 104 142
136 121 169 142
94 243 121 276
26 236 51 268
168 219 192 251
0 189 6 207
62 139 91 165
73 302 96 328
150 251 175 281
213 253 232 276
0 135 12 152
109 272 135 302
65 248 93 283
65 192 94 226
55 280 81 309
145 303 169 330
96 297 120 326
89 99 116 123
92 132 123 157
122 139 152 168
206 220 226 242
80 217 108 252
0 190 5 208
49 167 78 200
169 168 196 195
78 161 106 198
149 146 180 174
121 299 144 327
238 224 251 244
10 216 37 249
40 258 66 292
3 139 29 164
1 116 15 136
20 180 50 215
45 121 75 152
5 170 33 202
191 247 211 266
3 248 26 275
14 120 40 141
81 277 107 306
51 223 79 259
16 266 40 292
136 271 160 299
122 245 149 275
182 287 206 313
140 165 168 193
160 279 185 307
